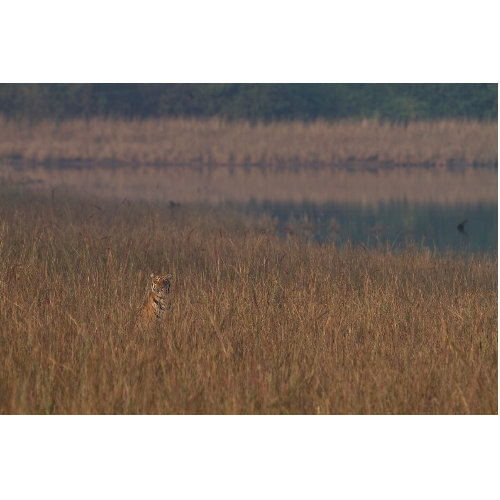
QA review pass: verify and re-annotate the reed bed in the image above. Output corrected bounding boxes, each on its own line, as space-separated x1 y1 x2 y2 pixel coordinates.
1 163 497 207
0 117 497 166
0 191 497 414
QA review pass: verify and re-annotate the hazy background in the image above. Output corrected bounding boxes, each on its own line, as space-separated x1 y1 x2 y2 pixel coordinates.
0 83 497 122
1 83 497 253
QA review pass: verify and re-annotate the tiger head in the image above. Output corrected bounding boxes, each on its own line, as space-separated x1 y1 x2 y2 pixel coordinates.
150 273 172 298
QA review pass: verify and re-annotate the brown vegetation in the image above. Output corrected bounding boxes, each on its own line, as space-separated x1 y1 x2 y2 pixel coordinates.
0 116 497 166
0 192 497 414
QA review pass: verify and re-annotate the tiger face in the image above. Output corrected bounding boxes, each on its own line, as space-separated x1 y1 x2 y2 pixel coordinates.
142 273 172 321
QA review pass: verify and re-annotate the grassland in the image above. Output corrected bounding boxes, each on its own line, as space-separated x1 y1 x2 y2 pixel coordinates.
0 116 497 166
0 191 497 414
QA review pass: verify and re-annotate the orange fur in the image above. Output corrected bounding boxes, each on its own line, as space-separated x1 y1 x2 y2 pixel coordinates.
141 274 172 322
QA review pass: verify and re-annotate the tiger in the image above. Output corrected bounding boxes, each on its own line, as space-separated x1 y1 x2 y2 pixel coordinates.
141 273 172 322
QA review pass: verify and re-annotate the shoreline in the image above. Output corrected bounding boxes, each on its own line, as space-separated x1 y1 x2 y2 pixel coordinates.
1 117 497 166
2 158 498 171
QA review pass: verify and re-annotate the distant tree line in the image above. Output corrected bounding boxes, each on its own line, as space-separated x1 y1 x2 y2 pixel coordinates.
0 83 497 122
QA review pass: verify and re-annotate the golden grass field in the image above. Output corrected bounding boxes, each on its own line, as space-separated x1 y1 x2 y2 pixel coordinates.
0 192 497 414
0 116 497 166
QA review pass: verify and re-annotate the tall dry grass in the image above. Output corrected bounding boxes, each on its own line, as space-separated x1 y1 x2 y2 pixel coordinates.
0 191 497 414
0 116 497 166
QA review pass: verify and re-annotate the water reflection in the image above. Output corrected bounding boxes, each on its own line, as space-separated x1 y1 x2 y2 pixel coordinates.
2 164 496 207
243 201 498 254
2 163 497 254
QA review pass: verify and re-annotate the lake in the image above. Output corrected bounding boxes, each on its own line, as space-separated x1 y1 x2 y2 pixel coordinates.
241 200 497 254
1 162 497 254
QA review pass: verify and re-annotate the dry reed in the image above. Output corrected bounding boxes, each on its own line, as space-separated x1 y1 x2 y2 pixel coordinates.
0 117 497 166
0 191 497 414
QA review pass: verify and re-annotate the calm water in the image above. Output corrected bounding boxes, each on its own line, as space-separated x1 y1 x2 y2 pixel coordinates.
3 163 497 254
242 201 498 255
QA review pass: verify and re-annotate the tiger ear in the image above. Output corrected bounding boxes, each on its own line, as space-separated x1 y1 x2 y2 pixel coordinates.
150 273 155 280
167 274 172 279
